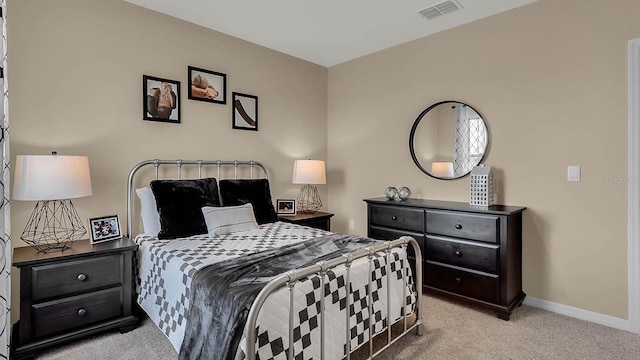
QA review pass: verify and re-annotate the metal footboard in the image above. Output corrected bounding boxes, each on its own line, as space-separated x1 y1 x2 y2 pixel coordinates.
245 236 423 360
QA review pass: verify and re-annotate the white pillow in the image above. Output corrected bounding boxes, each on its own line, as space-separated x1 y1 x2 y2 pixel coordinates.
202 203 258 236
136 187 161 236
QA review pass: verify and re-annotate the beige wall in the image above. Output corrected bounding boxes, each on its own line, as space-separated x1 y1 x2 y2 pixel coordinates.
328 0 640 319
7 0 640 324
8 0 328 240
7 0 327 320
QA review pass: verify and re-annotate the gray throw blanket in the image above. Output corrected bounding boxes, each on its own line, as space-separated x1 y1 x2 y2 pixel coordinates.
178 233 382 360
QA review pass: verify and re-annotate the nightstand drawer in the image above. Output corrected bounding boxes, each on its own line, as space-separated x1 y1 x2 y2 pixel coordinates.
369 205 424 233
426 210 499 243
32 254 123 301
425 235 499 273
425 262 499 303
32 287 123 338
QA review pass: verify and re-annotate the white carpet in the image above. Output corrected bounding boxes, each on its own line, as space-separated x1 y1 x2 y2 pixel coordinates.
36 295 640 360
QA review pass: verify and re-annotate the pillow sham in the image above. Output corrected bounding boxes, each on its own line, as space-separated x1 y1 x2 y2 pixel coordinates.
150 177 220 239
201 203 259 236
135 186 161 236
218 179 278 225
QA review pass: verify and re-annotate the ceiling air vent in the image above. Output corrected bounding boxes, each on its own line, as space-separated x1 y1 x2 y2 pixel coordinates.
418 0 462 20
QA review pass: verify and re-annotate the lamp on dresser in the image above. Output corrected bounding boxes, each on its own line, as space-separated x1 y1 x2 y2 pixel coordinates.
13 152 92 252
292 159 326 214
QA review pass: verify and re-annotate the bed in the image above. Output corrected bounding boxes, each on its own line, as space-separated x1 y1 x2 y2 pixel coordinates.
126 159 423 360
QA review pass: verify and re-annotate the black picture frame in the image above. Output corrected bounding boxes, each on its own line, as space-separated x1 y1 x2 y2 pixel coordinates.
276 199 296 216
188 66 226 104
232 92 258 131
143 75 181 123
89 215 123 244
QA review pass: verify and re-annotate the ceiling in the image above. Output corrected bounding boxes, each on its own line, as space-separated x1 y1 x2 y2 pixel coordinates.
124 0 538 67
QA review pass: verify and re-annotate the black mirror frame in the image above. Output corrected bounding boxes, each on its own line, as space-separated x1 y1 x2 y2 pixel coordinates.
409 100 489 180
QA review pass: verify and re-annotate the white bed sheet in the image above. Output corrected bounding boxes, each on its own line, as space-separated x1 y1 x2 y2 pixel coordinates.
134 222 331 350
134 221 416 359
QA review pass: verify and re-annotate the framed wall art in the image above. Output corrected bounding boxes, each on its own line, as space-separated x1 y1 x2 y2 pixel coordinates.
188 66 226 104
89 215 123 244
232 92 258 131
143 75 180 123
276 199 296 216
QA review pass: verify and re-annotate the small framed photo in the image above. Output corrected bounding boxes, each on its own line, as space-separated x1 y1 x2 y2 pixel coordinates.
89 215 123 244
143 75 181 123
276 199 296 216
188 66 226 104
232 92 258 131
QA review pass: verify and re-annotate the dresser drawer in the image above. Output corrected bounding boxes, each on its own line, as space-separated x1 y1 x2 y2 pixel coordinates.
368 226 424 260
32 287 123 338
32 255 123 301
425 262 499 303
369 204 424 233
426 210 499 243
425 236 499 273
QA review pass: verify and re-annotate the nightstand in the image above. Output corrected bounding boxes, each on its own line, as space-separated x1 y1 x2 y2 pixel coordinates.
278 211 334 231
11 238 139 360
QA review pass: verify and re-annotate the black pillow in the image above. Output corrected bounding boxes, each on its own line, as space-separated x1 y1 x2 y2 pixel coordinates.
218 179 277 225
150 178 220 239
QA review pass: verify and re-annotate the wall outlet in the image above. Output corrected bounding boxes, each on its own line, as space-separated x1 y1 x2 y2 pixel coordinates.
348 219 355 230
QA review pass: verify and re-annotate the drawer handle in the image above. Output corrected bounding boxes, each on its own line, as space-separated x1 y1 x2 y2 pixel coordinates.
77 274 87 281
455 251 462 257
455 277 462 284
77 308 87 317
391 216 397 221
455 224 462 230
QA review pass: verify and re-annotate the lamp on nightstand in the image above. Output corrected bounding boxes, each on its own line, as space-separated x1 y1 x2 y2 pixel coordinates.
431 161 454 178
292 159 326 214
13 152 92 252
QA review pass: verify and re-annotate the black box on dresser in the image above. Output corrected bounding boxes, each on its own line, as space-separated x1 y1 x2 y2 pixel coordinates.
364 197 526 320
11 238 138 360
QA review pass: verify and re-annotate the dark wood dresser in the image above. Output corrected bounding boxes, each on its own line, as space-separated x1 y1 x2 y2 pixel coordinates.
364 197 526 320
11 238 138 359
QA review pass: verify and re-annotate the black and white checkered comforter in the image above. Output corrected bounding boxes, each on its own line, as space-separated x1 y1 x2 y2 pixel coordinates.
134 222 416 359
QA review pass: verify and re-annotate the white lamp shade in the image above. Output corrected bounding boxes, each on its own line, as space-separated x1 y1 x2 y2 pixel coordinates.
431 161 454 178
13 155 93 201
292 160 326 185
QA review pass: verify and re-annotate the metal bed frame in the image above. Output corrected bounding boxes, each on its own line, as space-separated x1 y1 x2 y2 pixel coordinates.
126 159 268 238
126 159 423 360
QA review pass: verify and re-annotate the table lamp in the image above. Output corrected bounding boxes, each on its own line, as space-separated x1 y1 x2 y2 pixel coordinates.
292 159 326 214
431 161 454 178
13 152 92 252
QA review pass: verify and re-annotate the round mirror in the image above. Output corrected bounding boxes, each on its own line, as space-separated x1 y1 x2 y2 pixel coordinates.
409 100 489 180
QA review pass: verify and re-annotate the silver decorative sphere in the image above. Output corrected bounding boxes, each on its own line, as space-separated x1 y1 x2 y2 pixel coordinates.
384 187 398 200
398 186 411 200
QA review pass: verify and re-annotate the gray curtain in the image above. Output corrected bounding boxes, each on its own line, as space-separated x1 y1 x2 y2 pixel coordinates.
0 1 10 358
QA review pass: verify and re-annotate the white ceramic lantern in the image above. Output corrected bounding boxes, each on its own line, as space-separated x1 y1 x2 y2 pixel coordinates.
470 164 495 207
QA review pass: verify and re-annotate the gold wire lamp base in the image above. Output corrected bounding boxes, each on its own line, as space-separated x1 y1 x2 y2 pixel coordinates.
296 184 322 214
20 199 87 253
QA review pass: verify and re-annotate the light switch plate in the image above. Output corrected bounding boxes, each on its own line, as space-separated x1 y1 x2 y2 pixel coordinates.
568 165 581 181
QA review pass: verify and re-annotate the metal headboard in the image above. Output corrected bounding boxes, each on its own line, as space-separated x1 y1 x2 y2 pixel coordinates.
126 159 268 237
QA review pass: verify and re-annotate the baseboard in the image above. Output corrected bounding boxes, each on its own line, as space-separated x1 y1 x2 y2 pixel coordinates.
523 296 630 332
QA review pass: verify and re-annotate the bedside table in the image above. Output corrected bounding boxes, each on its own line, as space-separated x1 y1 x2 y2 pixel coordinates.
278 211 334 231
11 237 139 360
